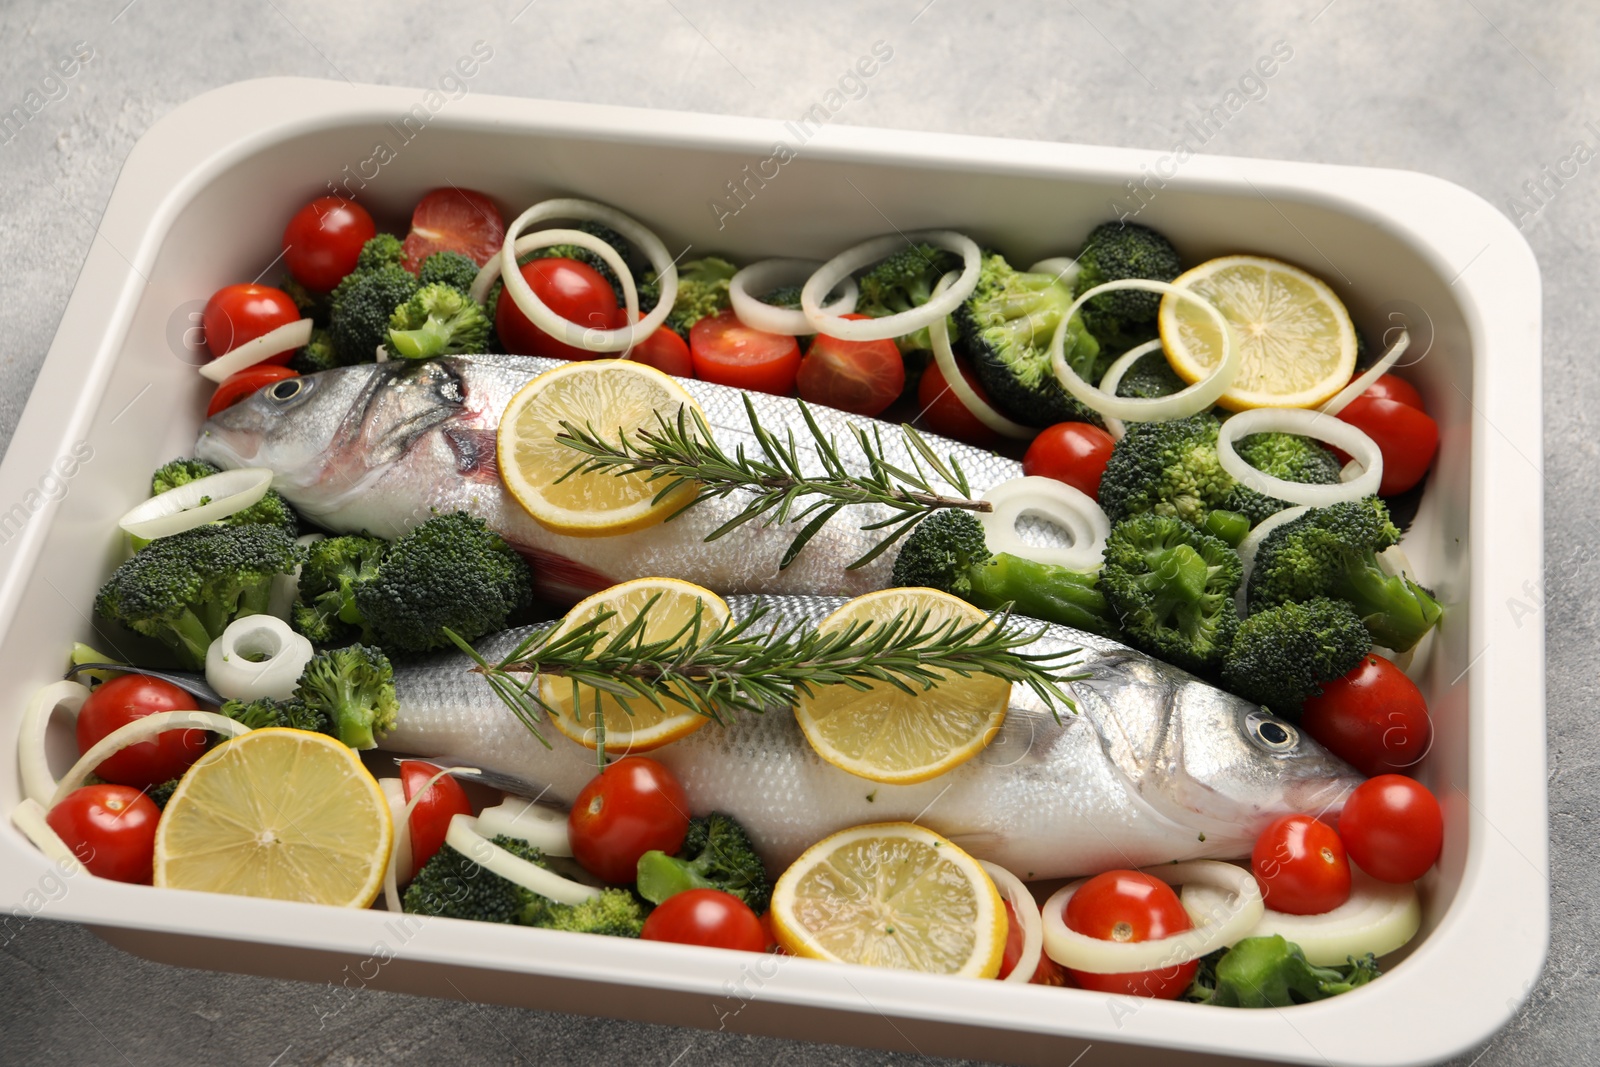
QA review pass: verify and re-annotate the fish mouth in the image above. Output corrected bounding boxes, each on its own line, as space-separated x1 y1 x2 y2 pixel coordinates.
194 424 260 468
1287 774 1362 821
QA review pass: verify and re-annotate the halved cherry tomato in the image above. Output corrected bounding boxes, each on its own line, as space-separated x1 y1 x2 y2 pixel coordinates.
76 675 205 790
1360 373 1425 412
690 309 801 395
1252 814 1351 915
46 785 160 884
1336 394 1439 496
1023 422 1117 500
1337 774 1443 884
496 258 620 362
1063 870 1198 998
399 761 474 880
1300 654 1432 777
202 284 301 364
401 187 505 272
568 757 690 885
641 888 767 952
615 309 694 377
282 197 376 292
916 357 1000 447
999 901 1067 985
796 315 905 417
206 366 299 417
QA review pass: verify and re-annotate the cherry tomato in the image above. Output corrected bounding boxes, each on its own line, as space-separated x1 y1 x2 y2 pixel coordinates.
282 197 376 292
202 284 301 363
206 365 298 417
999 901 1067 985
1300 654 1433 777
916 357 1001 447
641 888 768 952
46 785 160 884
615 309 694 377
690 309 802 395
496 258 620 362
1023 423 1117 500
1338 774 1444 883
1252 814 1351 915
795 315 906 417
1062 870 1198 998
1360 373 1425 412
401 187 505 272
1336 394 1439 496
76 675 205 790
399 761 474 880
568 757 690 884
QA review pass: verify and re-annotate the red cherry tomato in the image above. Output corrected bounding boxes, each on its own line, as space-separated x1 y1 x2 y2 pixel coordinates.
1062 870 1198 998
1360 373 1426 412
916 357 1001 447
1252 814 1352 915
999 901 1068 985
496 258 620 362
202 284 301 364
690 309 802 395
1336 394 1439 496
614 309 694 377
76 675 205 790
46 785 160 884
282 197 376 292
795 315 906 417
568 757 691 884
399 761 474 880
206 365 299 417
1300 654 1432 777
401 187 505 272
1023 422 1117 500
642 888 768 951
1337 774 1444 883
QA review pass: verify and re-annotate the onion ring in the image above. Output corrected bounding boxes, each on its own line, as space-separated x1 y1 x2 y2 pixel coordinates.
472 226 643 355
199 319 313 383
980 860 1043 984
118 468 274 541
729 258 857 336
10 799 88 873
800 231 980 342
18 681 90 807
978 476 1109 572
1181 870 1419 967
926 272 1033 439
383 765 479 910
475 797 573 856
1096 339 1167 441
50 711 250 808
1028 257 1080 289
1318 329 1411 416
445 814 600 906
204 614 315 702
1216 407 1383 506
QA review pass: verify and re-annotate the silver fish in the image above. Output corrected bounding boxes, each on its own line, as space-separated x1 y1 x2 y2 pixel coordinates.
195 355 1025 602
384 594 1362 880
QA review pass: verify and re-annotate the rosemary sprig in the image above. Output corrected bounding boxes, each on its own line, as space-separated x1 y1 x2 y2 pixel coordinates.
554 396 992 570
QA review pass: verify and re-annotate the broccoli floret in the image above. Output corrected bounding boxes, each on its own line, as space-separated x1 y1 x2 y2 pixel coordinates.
855 244 960 353
522 221 634 305
635 812 772 914
1100 513 1242 673
150 457 298 535
353 511 532 655
1073 222 1183 346
145 777 182 810
355 233 406 272
387 283 492 359
1223 432 1344 527
281 275 330 328
637 256 739 340
293 643 396 750
418 250 481 293
761 284 803 310
954 252 1105 427
329 256 421 365
288 328 339 374
1222 598 1370 713
1246 497 1442 652
889 510 1118 636
291 535 388 645
521 888 648 937
218 696 334 735
1098 414 1236 527
94 523 301 670
1114 349 1187 399
1185 936 1380 1008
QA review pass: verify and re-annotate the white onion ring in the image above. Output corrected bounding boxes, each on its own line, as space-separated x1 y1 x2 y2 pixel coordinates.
1318 330 1411 416
978 476 1110 572
1216 408 1383 506
383 765 479 910
200 319 314 383
10 799 88 874
1181 870 1419 967
1051 280 1239 422
1042 861 1263 973
926 272 1033 440
445 813 600 906
204 614 315 702
729 258 857 336
801 231 981 341
980 860 1043 984
18 681 90 807
50 711 251 808
470 228 639 334
1096 339 1167 441
118 468 274 541
475 797 573 857
1029 257 1080 289
1236 504 1312 618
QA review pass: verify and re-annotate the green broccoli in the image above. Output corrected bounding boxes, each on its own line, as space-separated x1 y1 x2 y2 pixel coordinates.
1072 222 1183 347
638 256 739 339
292 327 341 374
889 510 1117 636
1246 497 1442 653
953 252 1105 427
855 244 960 353
354 511 532 655
94 523 302 670
328 238 422 364
291 535 388 645
386 283 492 359
1223 432 1343 527
293 643 397 750
635 812 773 914
355 233 406 272
281 275 330 328
1100 513 1242 674
218 696 333 735
144 777 181 810
521 221 634 305
418 250 482 293
1222 598 1370 713
521 887 648 937
150 458 298 535
761 284 803 310
1185 936 1380 1008
1097 414 1236 527
1113 349 1187 399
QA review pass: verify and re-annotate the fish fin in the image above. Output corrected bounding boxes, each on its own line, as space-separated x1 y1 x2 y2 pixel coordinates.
444 425 502 484
517 545 618 603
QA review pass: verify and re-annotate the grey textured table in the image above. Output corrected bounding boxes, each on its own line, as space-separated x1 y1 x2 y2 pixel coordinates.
0 2 1590 1064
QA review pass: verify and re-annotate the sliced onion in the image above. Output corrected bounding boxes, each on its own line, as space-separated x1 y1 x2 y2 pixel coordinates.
1042 861 1263 973
1181 870 1419 966
18 681 89 807
382 765 478 911
728 258 857 336
925 272 1034 440
50 711 250 808
801 231 980 342
445 813 600 906
205 614 315 702
199 319 314 383
980 860 1042 984
1318 330 1411 416
978 476 1110 572
1028 257 1080 289
11 799 88 874
1216 408 1383 506
470 227 640 344
476 797 573 856
1236 505 1312 618
118 468 274 541
1097 339 1167 441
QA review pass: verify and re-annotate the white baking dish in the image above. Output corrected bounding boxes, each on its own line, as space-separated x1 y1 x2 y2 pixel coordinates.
0 77 1544 1066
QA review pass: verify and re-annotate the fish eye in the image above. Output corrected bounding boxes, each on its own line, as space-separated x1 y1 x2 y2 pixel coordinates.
1244 709 1298 752
268 378 304 402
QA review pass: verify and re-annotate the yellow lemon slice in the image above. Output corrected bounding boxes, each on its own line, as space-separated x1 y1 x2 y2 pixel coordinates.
498 359 703 536
1158 255 1357 411
793 587 1010 784
770 822 1006 978
153 728 391 908
541 577 728 752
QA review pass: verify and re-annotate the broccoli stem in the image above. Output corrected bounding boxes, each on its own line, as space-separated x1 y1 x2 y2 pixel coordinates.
965 553 1117 636
634 850 718 905
388 322 449 359
1334 564 1442 653
1202 509 1251 547
168 609 218 670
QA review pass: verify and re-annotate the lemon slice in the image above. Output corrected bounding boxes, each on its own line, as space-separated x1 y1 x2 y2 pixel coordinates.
770 822 1006 978
1158 255 1357 411
541 577 728 752
498 359 704 536
153 728 391 908
794 588 1010 784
